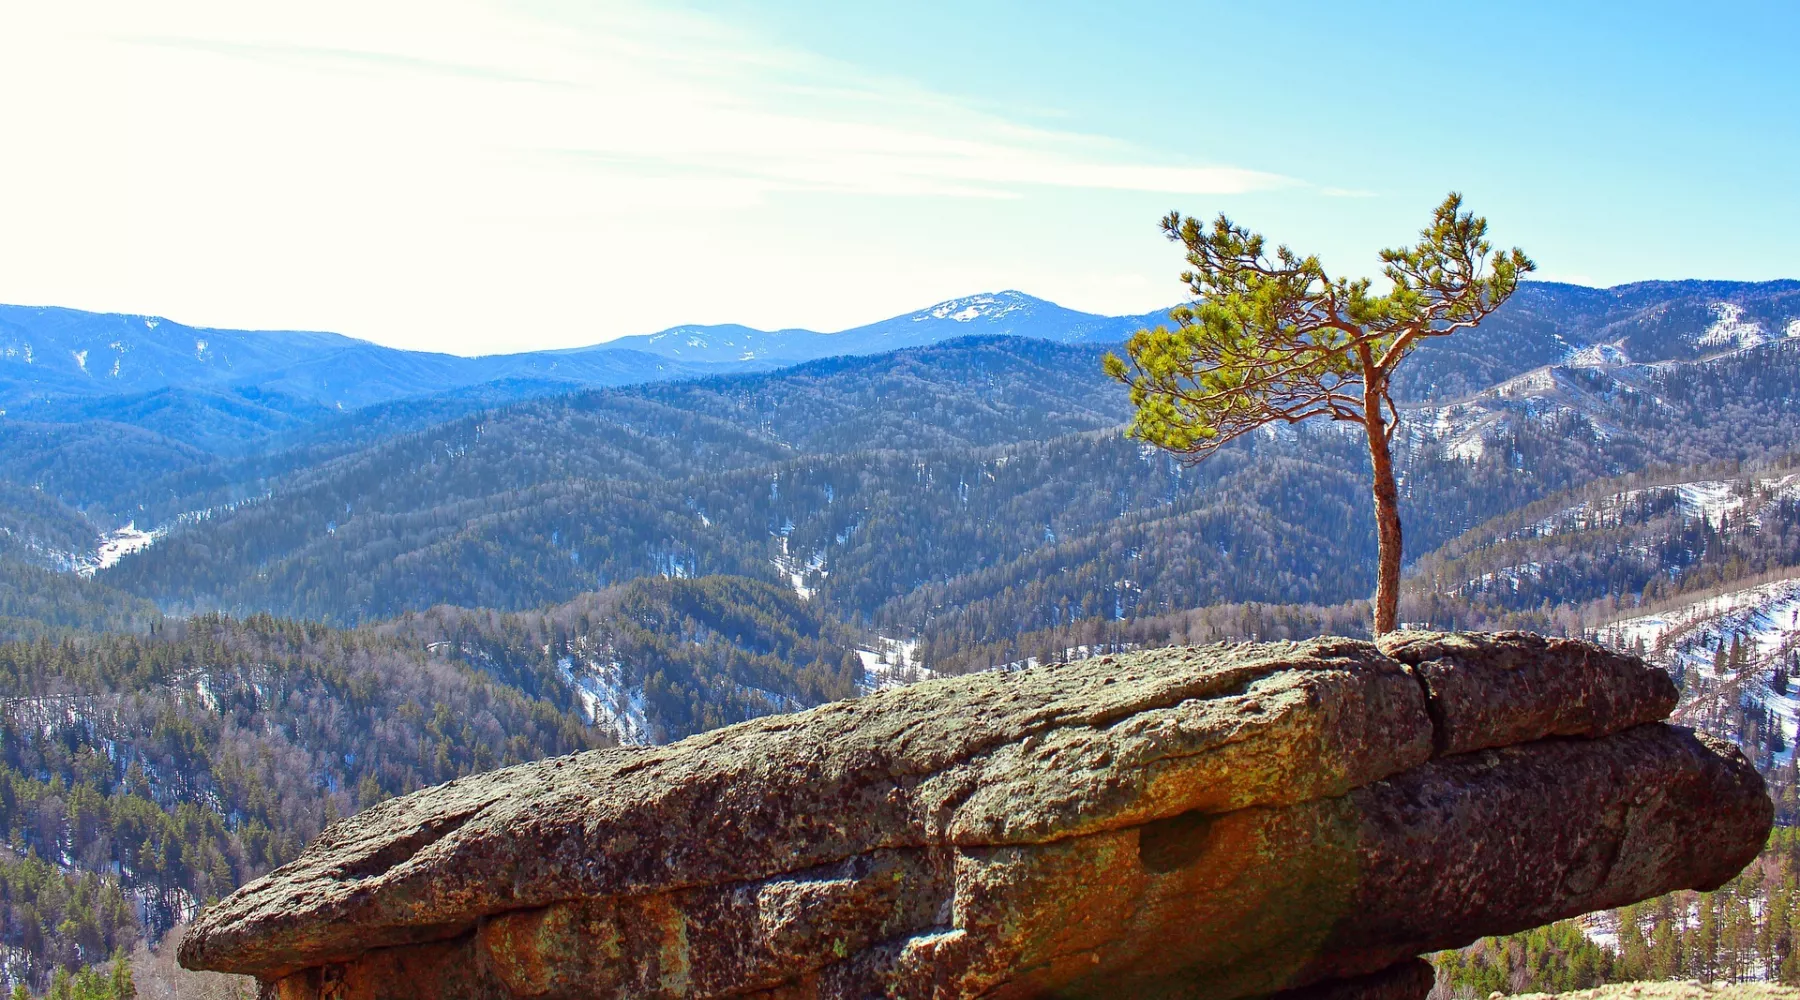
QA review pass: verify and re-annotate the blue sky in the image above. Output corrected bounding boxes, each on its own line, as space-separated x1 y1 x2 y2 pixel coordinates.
0 0 1794 354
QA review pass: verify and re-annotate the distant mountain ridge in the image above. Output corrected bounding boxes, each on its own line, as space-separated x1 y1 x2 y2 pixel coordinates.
0 279 1792 533
6 280 1797 417
0 292 1171 412
7 279 1797 416
597 291 1169 364
0 305 756 411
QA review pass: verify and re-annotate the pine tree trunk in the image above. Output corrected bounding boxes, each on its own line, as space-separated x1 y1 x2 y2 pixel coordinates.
1362 359 1403 636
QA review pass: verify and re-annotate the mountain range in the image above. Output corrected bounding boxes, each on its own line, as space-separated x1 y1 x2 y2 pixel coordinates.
6 279 1797 451
2 276 1800 994
0 291 1167 414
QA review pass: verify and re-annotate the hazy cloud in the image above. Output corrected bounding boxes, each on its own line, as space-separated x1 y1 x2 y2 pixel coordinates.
0 0 1288 349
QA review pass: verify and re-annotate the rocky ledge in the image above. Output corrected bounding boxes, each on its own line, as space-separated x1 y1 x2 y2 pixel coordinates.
179 632 1772 1000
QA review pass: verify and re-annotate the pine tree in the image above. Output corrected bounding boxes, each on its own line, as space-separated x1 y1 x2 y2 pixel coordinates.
1649 895 1684 980
1106 194 1533 634
1693 893 1721 982
107 950 135 1000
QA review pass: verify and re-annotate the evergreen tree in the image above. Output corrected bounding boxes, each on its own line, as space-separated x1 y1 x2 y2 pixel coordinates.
1105 194 1532 634
106 952 134 1000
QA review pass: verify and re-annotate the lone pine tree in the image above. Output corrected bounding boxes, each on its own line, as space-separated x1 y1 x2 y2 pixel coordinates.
1106 193 1532 635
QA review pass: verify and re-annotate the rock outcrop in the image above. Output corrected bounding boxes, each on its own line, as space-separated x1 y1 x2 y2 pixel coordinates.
179 632 1772 1000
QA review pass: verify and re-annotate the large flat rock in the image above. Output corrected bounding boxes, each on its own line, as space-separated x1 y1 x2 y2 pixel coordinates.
180 633 1750 1000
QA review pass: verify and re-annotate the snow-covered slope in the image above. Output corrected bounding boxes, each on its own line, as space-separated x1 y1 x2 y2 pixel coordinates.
1421 458 1800 614
1602 577 1800 670
556 653 650 745
1523 474 1800 538
1403 361 1652 462
1600 576 1800 765
1402 324 1800 470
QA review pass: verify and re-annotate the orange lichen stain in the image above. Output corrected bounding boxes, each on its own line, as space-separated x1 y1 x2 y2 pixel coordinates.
640 895 693 996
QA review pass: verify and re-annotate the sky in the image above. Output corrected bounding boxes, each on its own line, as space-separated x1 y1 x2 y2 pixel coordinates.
0 0 1795 355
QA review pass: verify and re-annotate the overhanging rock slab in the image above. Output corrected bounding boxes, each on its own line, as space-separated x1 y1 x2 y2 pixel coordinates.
180 632 1766 1000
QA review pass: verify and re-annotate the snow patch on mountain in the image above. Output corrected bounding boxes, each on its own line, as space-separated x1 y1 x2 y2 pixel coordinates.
857 637 930 692
1404 354 1695 465
1457 561 1546 595
556 654 649 745
1494 367 1560 398
1601 577 1800 671
192 674 220 713
1696 302 1768 351
920 291 1031 323
1563 343 1630 368
1601 576 1800 759
1675 480 1756 529
65 522 162 577
1523 474 1800 539
1410 401 1500 463
1447 433 1487 462
772 535 826 601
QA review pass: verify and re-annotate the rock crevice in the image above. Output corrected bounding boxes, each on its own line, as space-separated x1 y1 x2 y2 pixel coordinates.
180 632 1767 1000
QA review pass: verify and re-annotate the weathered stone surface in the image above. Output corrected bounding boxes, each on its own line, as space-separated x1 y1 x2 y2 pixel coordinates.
1377 630 1679 756
183 639 1435 976
180 634 1765 1000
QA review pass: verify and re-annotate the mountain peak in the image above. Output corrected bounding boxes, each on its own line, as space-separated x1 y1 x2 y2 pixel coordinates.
913 290 1043 324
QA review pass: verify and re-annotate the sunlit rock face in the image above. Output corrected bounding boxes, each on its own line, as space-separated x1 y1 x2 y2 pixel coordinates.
179 632 1770 1000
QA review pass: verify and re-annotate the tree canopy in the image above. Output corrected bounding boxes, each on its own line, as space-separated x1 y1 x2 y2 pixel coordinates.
1106 193 1533 633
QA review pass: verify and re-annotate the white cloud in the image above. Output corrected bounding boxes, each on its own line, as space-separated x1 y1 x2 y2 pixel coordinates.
0 0 1287 351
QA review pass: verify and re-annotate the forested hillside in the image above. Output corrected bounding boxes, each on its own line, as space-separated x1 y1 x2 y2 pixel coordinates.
0 280 1796 993
381 575 864 743
0 617 600 992
1414 462 1800 619
78 335 1800 644
0 562 160 639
